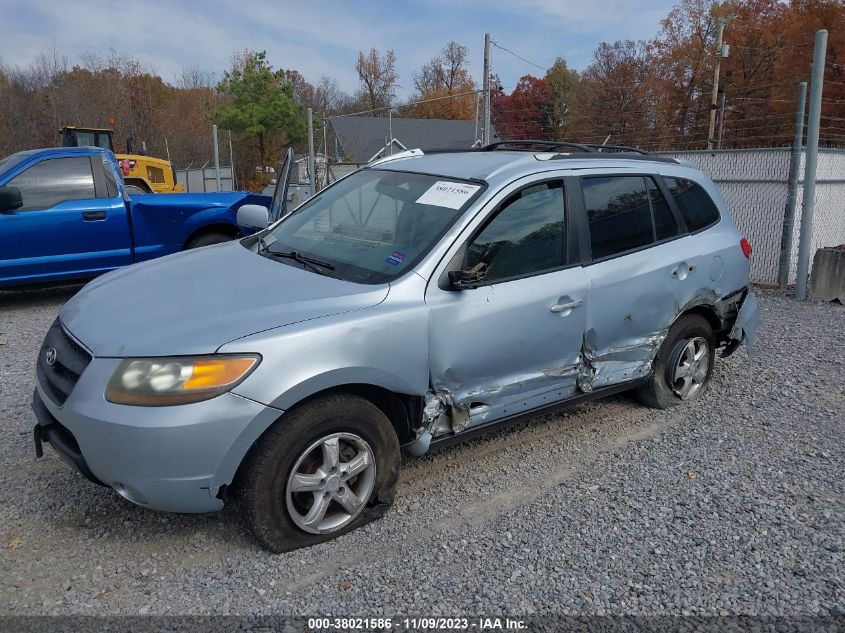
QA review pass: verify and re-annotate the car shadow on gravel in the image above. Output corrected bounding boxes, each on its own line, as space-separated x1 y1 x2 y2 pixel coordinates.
0 284 83 310
22 457 258 551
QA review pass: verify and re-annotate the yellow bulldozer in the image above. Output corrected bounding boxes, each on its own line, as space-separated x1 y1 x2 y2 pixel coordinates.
60 125 185 194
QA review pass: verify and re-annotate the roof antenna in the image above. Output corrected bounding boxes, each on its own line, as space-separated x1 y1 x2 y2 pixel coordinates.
602 135 611 146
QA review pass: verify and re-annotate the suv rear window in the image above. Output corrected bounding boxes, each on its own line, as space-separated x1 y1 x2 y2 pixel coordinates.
662 177 720 232
582 175 680 260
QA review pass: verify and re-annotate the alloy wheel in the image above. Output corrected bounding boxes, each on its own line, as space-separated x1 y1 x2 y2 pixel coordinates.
670 336 710 400
285 432 376 534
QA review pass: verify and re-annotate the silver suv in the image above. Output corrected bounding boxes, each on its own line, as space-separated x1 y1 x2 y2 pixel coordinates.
32 141 760 552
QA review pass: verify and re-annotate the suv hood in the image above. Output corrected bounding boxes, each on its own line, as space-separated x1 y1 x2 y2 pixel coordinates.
60 241 389 357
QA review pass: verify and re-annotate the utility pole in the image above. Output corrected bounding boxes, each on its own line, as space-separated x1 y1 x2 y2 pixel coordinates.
474 92 481 145
795 30 828 300
716 92 727 149
307 107 316 197
228 130 235 191
212 124 222 192
483 33 491 146
707 20 727 150
778 81 807 289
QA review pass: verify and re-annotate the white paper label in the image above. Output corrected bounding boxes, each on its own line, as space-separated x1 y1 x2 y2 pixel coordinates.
415 181 481 209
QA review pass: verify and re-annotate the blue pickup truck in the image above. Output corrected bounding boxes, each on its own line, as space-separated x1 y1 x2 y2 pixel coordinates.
0 146 270 288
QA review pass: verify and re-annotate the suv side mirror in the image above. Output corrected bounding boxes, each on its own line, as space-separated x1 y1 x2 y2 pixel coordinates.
0 186 23 213
237 204 269 229
448 263 487 290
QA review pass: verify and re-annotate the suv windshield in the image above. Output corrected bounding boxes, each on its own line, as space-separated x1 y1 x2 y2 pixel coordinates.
262 169 483 284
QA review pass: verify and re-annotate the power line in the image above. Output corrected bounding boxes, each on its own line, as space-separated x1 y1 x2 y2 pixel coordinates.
327 89 481 119
490 41 548 74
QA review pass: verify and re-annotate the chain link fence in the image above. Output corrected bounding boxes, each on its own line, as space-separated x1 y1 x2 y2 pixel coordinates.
660 148 845 285
326 163 365 186
173 165 234 193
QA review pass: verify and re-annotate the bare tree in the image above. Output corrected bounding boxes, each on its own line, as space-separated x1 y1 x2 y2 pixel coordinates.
355 48 398 114
176 65 215 89
314 75 351 114
414 41 470 93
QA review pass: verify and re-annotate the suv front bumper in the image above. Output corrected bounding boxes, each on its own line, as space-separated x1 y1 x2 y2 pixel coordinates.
32 359 282 513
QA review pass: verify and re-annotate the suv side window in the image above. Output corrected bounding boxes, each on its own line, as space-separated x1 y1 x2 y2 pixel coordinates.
662 177 721 232
583 176 653 259
647 177 678 240
8 157 96 211
467 181 565 282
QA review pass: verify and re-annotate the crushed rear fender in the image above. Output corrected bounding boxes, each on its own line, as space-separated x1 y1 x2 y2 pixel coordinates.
723 290 761 357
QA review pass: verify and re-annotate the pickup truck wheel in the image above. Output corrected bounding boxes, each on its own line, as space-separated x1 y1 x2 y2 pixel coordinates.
185 232 233 249
237 394 400 553
635 314 715 409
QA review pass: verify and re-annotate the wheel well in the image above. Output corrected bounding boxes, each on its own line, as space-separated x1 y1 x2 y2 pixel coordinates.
679 305 723 338
183 223 240 249
124 178 152 193
301 385 421 445
226 384 420 500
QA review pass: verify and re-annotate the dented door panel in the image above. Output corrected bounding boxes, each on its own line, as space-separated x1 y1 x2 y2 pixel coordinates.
425 266 589 432
582 236 695 391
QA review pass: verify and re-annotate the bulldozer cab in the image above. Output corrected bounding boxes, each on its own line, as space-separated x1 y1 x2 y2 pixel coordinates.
60 126 114 152
59 125 184 194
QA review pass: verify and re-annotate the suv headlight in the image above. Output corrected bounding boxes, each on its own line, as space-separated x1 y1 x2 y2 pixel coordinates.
105 355 260 406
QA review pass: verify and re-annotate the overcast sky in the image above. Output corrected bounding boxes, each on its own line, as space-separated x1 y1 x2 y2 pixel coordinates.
1 0 676 97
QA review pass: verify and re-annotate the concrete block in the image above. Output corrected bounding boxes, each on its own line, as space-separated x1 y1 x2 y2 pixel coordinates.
810 245 845 302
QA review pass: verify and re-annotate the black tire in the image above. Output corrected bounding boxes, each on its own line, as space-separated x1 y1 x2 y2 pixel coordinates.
635 314 716 409
185 232 233 249
237 394 400 553
125 179 152 193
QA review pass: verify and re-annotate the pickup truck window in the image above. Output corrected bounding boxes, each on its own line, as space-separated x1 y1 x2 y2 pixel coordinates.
101 156 119 198
9 157 96 211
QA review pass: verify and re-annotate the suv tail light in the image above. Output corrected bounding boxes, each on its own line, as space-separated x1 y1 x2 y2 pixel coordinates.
740 237 752 259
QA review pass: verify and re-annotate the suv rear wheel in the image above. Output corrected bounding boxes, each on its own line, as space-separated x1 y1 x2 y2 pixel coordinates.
237 393 400 553
636 314 715 409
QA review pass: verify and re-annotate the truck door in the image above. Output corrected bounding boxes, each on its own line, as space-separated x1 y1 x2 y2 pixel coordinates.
0 154 132 286
268 148 295 222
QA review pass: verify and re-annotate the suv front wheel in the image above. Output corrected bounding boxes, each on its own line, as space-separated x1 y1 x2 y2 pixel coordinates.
237 393 400 553
636 314 716 409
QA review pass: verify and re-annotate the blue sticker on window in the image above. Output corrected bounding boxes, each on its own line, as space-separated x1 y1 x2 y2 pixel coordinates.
385 251 406 266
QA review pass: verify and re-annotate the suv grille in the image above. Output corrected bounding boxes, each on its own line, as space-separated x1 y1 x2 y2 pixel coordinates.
36 319 92 406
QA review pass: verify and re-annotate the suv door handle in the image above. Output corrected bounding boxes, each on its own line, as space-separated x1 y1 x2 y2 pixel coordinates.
82 211 106 221
550 298 583 313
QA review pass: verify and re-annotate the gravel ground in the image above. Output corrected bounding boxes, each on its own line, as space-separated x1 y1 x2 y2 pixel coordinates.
0 286 842 617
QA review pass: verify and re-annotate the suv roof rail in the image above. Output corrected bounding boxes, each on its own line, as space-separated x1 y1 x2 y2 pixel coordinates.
368 148 424 165
581 143 652 155
479 139 677 164
480 140 595 153
388 141 678 165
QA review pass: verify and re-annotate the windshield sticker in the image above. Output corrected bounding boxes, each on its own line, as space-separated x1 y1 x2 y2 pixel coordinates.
385 251 406 266
416 181 481 209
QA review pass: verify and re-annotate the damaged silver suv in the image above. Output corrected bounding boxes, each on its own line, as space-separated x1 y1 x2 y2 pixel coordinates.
32 141 760 552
